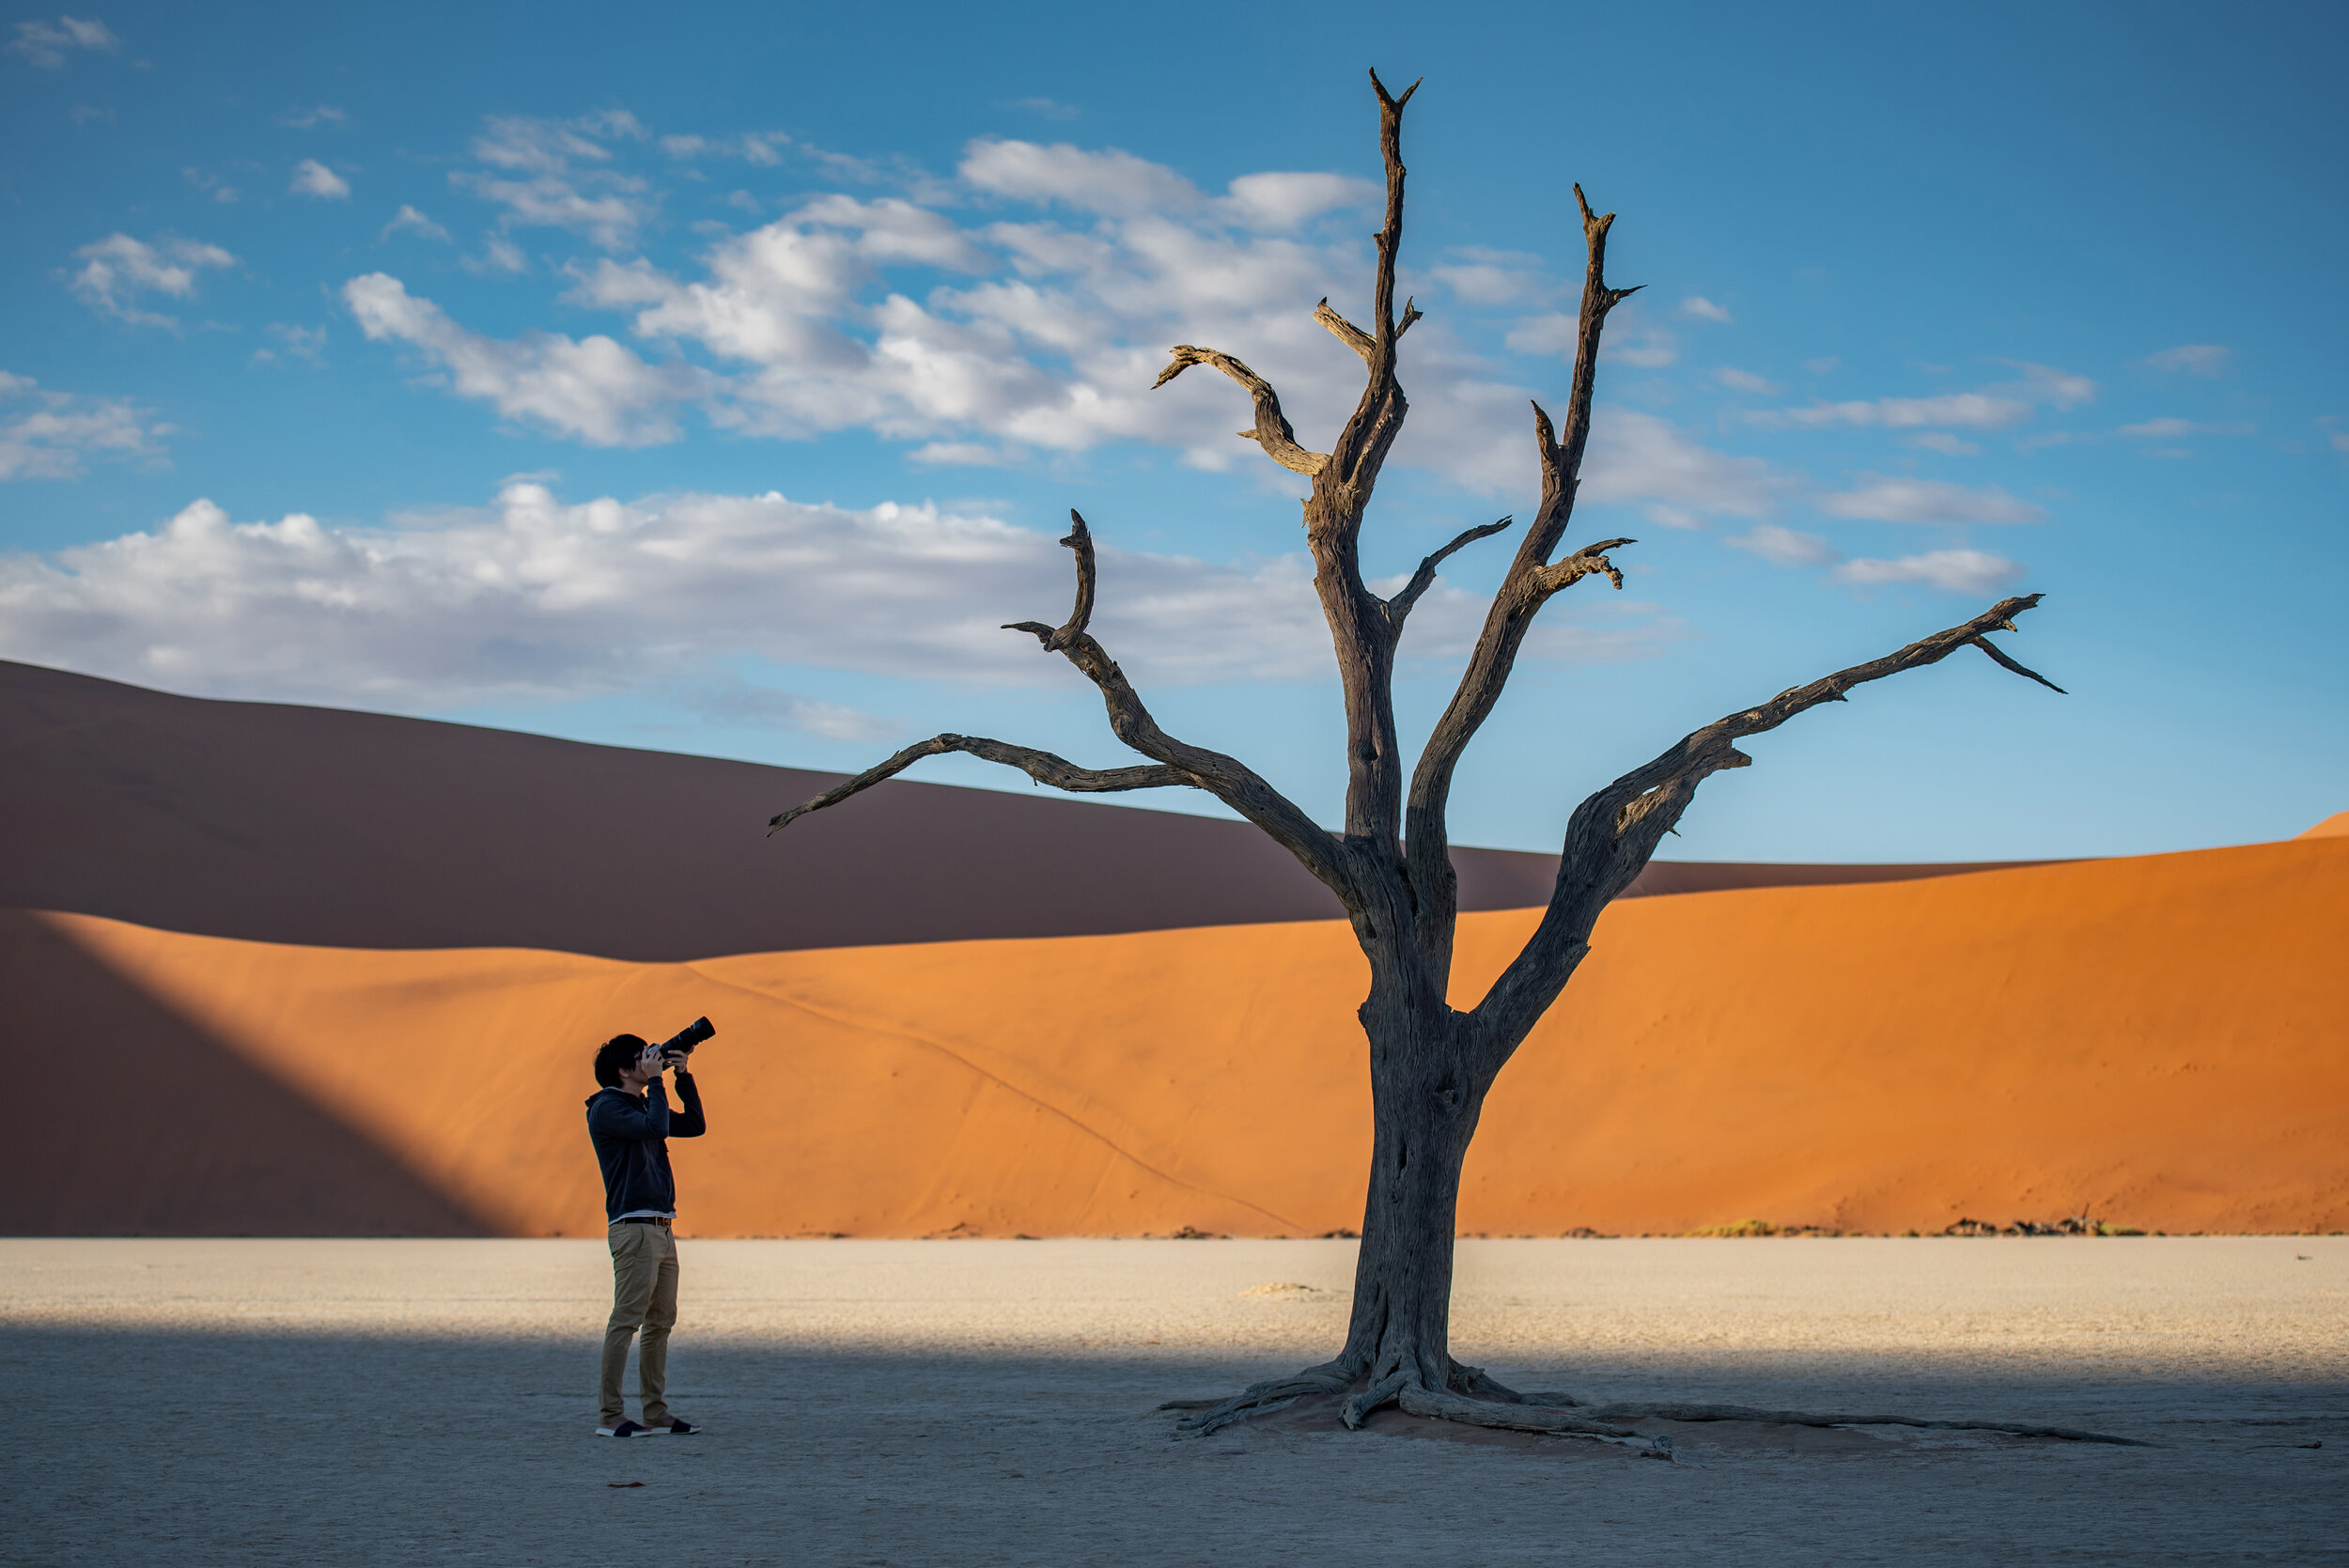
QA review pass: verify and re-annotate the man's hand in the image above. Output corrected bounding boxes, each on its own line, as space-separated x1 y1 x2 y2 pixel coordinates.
638 1042 669 1079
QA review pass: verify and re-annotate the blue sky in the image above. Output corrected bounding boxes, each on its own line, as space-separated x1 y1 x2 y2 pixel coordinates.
3 0 2342 862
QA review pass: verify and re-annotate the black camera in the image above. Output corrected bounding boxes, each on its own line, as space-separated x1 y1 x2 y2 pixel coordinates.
655 1017 715 1061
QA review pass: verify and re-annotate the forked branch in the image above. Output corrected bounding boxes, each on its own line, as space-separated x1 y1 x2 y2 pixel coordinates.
1475 594 2064 1043
1401 182 1643 924
776 508 1358 899
1386 516 1514 634
1003 511 1097 653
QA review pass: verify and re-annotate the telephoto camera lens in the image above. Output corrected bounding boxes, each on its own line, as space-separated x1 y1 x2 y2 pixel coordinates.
658 1016 715 1058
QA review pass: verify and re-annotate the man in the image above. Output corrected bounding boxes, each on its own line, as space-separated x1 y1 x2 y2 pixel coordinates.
586 1031 708 1437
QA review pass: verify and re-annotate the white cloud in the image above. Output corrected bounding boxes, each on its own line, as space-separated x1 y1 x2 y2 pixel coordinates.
1431 247 1545 306
252 322 326 366
1580 409 1791 521
0 370 165 479
281 104 346 130
1832 550 2021 596
1996 361 2096 411
1677 296 1732 323
2139 343 2232 378
454 112 656 251
465 235 531 275
8 14 118 70
290 159 350 200
1712 366 1780 396
0 482 1664 707
182 166 238 203
1751 362 2093 432
67 233 236 329
959 137 1199 217
1803 357 1839 374
381 204 450 242
1750 392 2032 430
1215 171 1379 230
1904 431 1980 456
351 127 1779 505
660 131 789 165
2117 416 2252 439
1725 524 1836 567
1817 476 2043 524
344 273 708 445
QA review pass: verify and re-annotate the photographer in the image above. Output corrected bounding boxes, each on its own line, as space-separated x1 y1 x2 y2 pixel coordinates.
585 1025 709 1438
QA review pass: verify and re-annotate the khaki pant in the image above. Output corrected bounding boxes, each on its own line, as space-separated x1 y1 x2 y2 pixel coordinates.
599 1221 679 1426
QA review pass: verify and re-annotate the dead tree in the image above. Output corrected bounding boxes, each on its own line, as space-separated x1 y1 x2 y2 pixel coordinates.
772 71 2092 1451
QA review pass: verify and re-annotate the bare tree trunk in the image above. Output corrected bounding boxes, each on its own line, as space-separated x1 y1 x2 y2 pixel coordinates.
1339 998 1483 1395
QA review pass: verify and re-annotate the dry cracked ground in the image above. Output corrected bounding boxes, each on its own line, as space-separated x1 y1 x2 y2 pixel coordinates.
4 1236 2342 1565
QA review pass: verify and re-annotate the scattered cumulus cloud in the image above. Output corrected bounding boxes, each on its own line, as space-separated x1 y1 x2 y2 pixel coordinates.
8 14 118 70
344 273 708 445
67 233 236 329
0 481 1658 708
252 322 326 366
660 131 789 165
1580 409 1792 523
1832 550 2021 596
1904 432 1980 456
334 124 1823 509
1725 523 1836 567
1712 366 1780 396
289 159 350 200
2139 343 2232 378
2117 417 2252 439
1009 97 1081 120
1818 476 2043 525
281 104 346 130
381 204 450 242
1677 296 1732 323
454 111 656 251
1430 247 1547 306
0 370 166 479
1996 361 2096 411
1750 392 2032 431
1750 363 2092 432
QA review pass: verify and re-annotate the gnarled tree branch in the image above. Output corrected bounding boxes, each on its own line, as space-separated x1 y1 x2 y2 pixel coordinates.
768 736 1187 833
786 508 1360 901
1003 510 1097 653
1473 594 2062 1049
1152 347 1327 476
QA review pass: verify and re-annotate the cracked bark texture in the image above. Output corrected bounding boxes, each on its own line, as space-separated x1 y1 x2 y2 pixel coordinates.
773 70 2073 1449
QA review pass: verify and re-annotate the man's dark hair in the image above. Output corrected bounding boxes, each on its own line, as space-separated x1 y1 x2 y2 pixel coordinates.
594 1033 649 1089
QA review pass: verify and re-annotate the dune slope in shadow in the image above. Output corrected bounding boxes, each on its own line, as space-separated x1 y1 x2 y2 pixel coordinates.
0 660 2047 958
2 911 493 1235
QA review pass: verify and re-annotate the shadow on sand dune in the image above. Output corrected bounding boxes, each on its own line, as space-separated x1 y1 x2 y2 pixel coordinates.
5 910 495 1235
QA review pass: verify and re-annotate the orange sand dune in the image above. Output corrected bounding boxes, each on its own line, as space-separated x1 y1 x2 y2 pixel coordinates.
17 836 2346 1237
2299 811 2349 840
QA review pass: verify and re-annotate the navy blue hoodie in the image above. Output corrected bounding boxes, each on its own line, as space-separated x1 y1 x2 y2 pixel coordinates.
585 1072 707 1222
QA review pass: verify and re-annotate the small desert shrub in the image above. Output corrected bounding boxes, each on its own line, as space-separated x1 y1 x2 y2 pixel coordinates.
1685 1219 1779 1237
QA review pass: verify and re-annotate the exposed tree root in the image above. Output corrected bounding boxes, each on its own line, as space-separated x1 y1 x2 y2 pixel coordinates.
1163 1361 2149 1452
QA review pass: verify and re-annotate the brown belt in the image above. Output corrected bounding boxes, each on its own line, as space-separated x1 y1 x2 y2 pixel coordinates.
615 1216 672 1226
